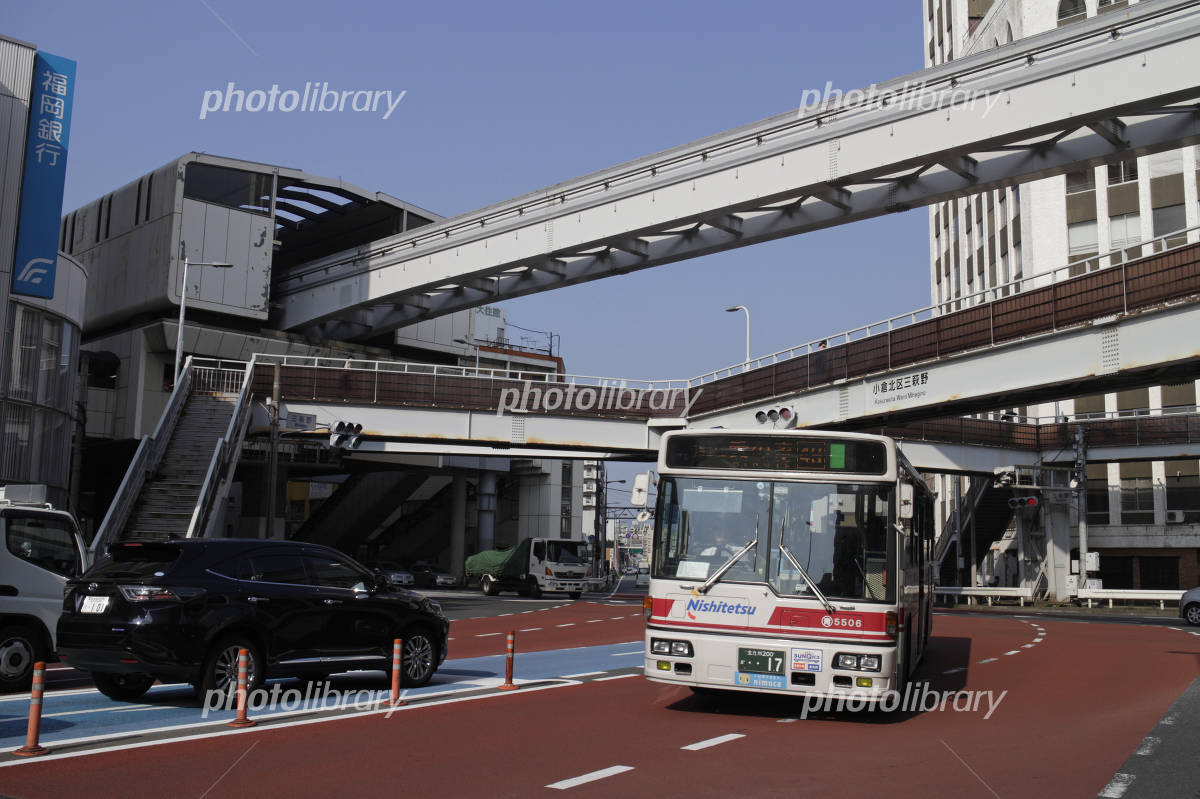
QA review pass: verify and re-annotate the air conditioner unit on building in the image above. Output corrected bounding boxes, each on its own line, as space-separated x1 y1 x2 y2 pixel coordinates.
582 496 596 508
1166 510 1185 524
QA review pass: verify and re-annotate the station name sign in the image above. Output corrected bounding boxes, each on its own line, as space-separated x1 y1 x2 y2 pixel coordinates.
665 435 887 474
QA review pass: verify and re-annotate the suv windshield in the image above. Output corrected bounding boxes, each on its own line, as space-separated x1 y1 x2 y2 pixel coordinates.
651 476 895 603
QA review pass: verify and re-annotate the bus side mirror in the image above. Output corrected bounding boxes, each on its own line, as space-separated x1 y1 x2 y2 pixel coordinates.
631 473 651 507
899 483 914 520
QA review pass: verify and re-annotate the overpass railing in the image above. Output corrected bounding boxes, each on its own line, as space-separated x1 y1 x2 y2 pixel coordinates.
252 226 1200 427
685 224 1200 414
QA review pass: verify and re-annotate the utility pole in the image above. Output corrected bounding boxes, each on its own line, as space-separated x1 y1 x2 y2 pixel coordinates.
1074 425 1089 591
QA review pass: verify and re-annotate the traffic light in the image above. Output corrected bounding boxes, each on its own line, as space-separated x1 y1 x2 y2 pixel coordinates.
754 406 797 428
1008 496 1038 509
330 421 363 450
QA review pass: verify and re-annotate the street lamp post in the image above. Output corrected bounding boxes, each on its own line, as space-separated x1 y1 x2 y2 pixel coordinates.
453 336 481 373
725 306 750 366
174 243 234 381
603 479 625 576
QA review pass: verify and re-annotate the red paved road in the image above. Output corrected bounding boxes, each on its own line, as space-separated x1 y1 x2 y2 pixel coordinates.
2 613 1193 798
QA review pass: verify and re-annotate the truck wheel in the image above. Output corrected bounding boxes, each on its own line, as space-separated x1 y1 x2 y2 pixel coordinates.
526 578 542 599
0 624 44 692
481 576 499 596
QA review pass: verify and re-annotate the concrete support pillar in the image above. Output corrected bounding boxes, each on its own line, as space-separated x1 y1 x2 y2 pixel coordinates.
451 474 467 580
1044 503 1072 601
477 471 497 552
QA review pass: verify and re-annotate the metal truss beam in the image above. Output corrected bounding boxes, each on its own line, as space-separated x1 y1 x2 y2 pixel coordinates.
275 1 1200 339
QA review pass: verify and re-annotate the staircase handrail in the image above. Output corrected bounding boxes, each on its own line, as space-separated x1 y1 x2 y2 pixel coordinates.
187 360 255 538
933 476 991 567
91 357 196 554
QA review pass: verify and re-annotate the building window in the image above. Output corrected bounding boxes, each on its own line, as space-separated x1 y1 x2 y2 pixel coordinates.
1067 219 1098 267
1119 477 1154 525
1098 0 1128 13
1057 0 1086 25
1109 212 1141 257
1152 204 1187 244
183 163 272 215
1065 169 1095 194
1108 158 1138 185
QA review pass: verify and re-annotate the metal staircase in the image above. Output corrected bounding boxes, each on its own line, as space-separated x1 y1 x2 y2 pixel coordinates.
91 359 254 553
935 476 1016 585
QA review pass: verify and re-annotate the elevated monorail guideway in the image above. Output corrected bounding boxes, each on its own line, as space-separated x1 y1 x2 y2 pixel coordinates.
276 0 1200 339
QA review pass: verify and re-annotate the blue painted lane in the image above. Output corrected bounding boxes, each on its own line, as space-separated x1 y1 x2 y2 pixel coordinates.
0 640 644 750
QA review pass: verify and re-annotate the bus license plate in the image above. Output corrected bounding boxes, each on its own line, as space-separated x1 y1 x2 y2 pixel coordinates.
737 648 784 675
81 596 109 614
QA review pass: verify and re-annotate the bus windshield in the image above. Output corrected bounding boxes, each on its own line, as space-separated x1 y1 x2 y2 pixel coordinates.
652 476 895 603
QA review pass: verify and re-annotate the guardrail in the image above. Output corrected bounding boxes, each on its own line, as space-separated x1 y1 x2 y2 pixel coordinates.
91 357 196 553
934 586 1035 606
187 360 255 538
1075 588 1184 610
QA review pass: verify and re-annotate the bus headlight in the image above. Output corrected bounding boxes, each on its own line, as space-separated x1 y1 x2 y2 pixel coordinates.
650 638 693 657
835 652 882 672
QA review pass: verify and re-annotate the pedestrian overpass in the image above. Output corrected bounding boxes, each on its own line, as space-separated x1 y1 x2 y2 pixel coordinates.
274 0 1200 340
251 232 1200 471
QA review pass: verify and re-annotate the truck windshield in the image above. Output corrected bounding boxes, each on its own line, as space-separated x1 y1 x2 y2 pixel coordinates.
545 542 585 564
652 476 896 603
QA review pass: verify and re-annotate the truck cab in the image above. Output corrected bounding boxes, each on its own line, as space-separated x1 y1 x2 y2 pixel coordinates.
0 485 89 690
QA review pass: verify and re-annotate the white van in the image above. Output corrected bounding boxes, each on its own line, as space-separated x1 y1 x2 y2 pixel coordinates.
0 485 88 691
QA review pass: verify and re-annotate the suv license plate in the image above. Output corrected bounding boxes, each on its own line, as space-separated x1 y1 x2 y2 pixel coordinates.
81 596 110 614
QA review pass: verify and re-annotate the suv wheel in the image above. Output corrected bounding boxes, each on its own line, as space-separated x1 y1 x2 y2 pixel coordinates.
481 576 499 596
395 629 438 687
93 672 155 702
1185 603 1200 626
200 635 264 697
0 624 44 691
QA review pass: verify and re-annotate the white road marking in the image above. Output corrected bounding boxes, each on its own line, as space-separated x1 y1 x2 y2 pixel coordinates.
777 718 798 723
610 616 625 620
943 667 966 674
475 632 502 638
1021 644 1035 649
594 674 638 682
562 672 606 678
1135 736 1161 756
610 651 643 656
0 680 585 768
1099 773 1135 798
519 628 542 632
682 733 745 751
546 765 634 790
978 658 998 664
498 613 513 616
586 619 604 624
44 704 152 719
1003 650 1020 656
1162 711 1179 725
1033 638 1043 642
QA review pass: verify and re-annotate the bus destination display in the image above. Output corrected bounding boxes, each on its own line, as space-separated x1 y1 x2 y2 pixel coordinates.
665 435 887 474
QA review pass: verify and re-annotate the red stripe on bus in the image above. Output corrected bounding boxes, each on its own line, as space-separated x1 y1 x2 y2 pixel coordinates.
649 618 892 641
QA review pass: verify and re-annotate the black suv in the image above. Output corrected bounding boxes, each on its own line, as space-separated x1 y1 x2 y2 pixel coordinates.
57 539 449 701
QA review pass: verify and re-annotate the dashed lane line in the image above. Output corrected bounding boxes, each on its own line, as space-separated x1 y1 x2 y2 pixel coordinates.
562 672 606 679
519 628 542 632
594 674 638 682
681 733 746 751
555 623 576 628
1099 773 1135 798
978 658 998 664
546 765 635 790
1134 736 1161 756
475 632 502 638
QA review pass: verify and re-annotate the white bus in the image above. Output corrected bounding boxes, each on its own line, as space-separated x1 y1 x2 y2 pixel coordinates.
639 429 935 701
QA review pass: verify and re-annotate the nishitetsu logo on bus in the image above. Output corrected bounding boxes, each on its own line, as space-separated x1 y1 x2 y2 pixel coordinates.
685 597 757 620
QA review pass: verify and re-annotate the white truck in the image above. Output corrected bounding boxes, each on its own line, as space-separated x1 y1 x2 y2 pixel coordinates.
465 537 590 599
0 485 89 691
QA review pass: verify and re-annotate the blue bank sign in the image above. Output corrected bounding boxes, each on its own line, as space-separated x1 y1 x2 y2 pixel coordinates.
11 51 76 300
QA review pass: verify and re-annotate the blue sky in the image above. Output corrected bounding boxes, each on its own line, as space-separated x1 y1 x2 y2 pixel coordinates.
8 0 932 385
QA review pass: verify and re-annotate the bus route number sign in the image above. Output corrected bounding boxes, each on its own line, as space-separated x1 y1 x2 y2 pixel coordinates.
738 648 785 675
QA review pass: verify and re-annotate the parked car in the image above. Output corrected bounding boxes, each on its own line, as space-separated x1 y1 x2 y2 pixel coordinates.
1181 585 1200 625
411 563 457 589
57 539 449 701
371 561 415 588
